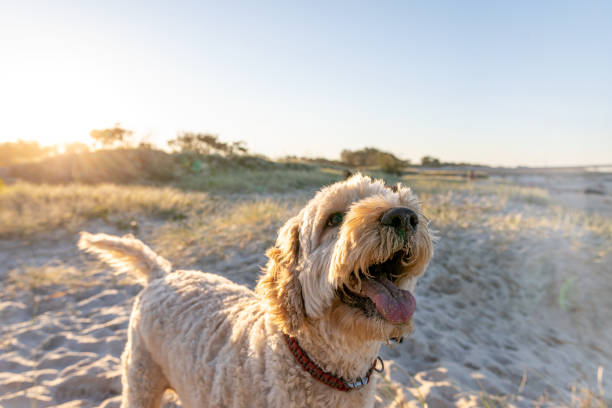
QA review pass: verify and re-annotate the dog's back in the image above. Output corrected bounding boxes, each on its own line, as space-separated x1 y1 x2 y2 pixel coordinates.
133 270 279 407
79 233 296 407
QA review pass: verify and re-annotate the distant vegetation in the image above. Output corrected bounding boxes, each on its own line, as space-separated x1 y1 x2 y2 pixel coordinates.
0 140 56 166
63 142 91 155
0 128 339 190
0 125 489 191
340 147 409 174
168 132 248 156
279 156 344 167
89 123 133 148
6 148 177 184
420 155 483 168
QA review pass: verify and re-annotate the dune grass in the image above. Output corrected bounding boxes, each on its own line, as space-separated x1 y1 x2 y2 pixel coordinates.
7 148 178 184
0 182 212 238
3 173 609 245
7 261 85 292
152 197 305 265
175 167 342 193
400 175 611 247
401 174 550 204
4 261 102 317
4 147 344 194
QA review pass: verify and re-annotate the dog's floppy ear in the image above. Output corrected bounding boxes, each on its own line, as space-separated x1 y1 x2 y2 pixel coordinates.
256 215 304 334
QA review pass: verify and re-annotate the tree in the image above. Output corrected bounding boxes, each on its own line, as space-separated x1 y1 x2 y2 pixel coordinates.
340 147 409 173
228 140 248 155
89 124 133 148
377 154 404 175
420 156 441 167
0 140 55 166
135 133 155 150
167 132 210 155
167 132 248 156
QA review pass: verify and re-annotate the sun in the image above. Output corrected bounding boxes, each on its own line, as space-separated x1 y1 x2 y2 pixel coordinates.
0 76 117 147
0 39 127 147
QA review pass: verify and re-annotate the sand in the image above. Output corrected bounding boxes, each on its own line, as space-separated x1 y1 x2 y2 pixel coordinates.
1 173 610 407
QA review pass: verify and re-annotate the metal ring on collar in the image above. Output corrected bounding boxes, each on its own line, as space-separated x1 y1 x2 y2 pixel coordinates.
373 356 384 373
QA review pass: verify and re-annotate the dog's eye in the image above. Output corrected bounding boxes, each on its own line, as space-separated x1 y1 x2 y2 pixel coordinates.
326 212 344 227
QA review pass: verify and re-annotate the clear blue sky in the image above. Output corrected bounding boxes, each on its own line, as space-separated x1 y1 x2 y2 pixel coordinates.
1 0 611 166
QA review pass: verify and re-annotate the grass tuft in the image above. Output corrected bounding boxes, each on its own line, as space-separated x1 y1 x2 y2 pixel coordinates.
8 262 85 291
175 168 341 193
153 198 304 264
0 182 212 238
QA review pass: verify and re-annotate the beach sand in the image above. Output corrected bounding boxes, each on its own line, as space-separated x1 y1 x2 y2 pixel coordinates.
1 173 610 407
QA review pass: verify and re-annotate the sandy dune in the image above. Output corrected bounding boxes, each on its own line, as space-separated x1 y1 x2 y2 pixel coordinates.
1 174 610 407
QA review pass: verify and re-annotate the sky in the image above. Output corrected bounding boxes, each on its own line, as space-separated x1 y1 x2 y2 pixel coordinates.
1 1 611 167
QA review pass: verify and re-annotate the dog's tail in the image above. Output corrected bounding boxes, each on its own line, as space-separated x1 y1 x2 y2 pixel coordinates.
78 232 172 283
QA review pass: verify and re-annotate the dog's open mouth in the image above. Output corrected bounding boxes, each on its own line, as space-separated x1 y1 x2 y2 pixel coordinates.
339 250 416 324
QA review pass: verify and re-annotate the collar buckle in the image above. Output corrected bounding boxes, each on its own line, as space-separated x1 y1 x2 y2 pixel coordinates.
373 356 385 373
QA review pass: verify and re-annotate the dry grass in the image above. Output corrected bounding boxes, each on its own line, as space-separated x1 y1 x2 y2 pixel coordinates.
153 197 305 265
570 388 609 408
7 148 177 184
0 182 212 238
4 147 344 193
7 262 85 291
406 177 611 247
175 167 342 193
5 261 101 317
375 375 413 408
568 366 609 408
404 175 550 204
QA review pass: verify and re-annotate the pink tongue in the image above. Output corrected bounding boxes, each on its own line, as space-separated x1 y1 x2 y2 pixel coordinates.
360 277 416 324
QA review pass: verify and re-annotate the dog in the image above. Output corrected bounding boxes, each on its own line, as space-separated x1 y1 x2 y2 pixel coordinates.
78 173 433 408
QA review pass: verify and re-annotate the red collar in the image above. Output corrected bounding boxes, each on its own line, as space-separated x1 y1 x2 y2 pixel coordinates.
283 334 384 392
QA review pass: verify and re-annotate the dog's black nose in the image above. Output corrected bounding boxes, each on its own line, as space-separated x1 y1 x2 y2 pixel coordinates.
380 207 419 231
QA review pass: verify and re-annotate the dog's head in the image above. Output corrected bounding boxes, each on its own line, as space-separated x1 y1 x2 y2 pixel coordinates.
257 173 433 342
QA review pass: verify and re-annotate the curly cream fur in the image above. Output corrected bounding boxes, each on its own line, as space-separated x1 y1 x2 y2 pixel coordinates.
78 232 171 282
79 174 433 408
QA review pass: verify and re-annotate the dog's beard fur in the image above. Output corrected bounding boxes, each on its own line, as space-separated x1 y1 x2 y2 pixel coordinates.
257 174 433 344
